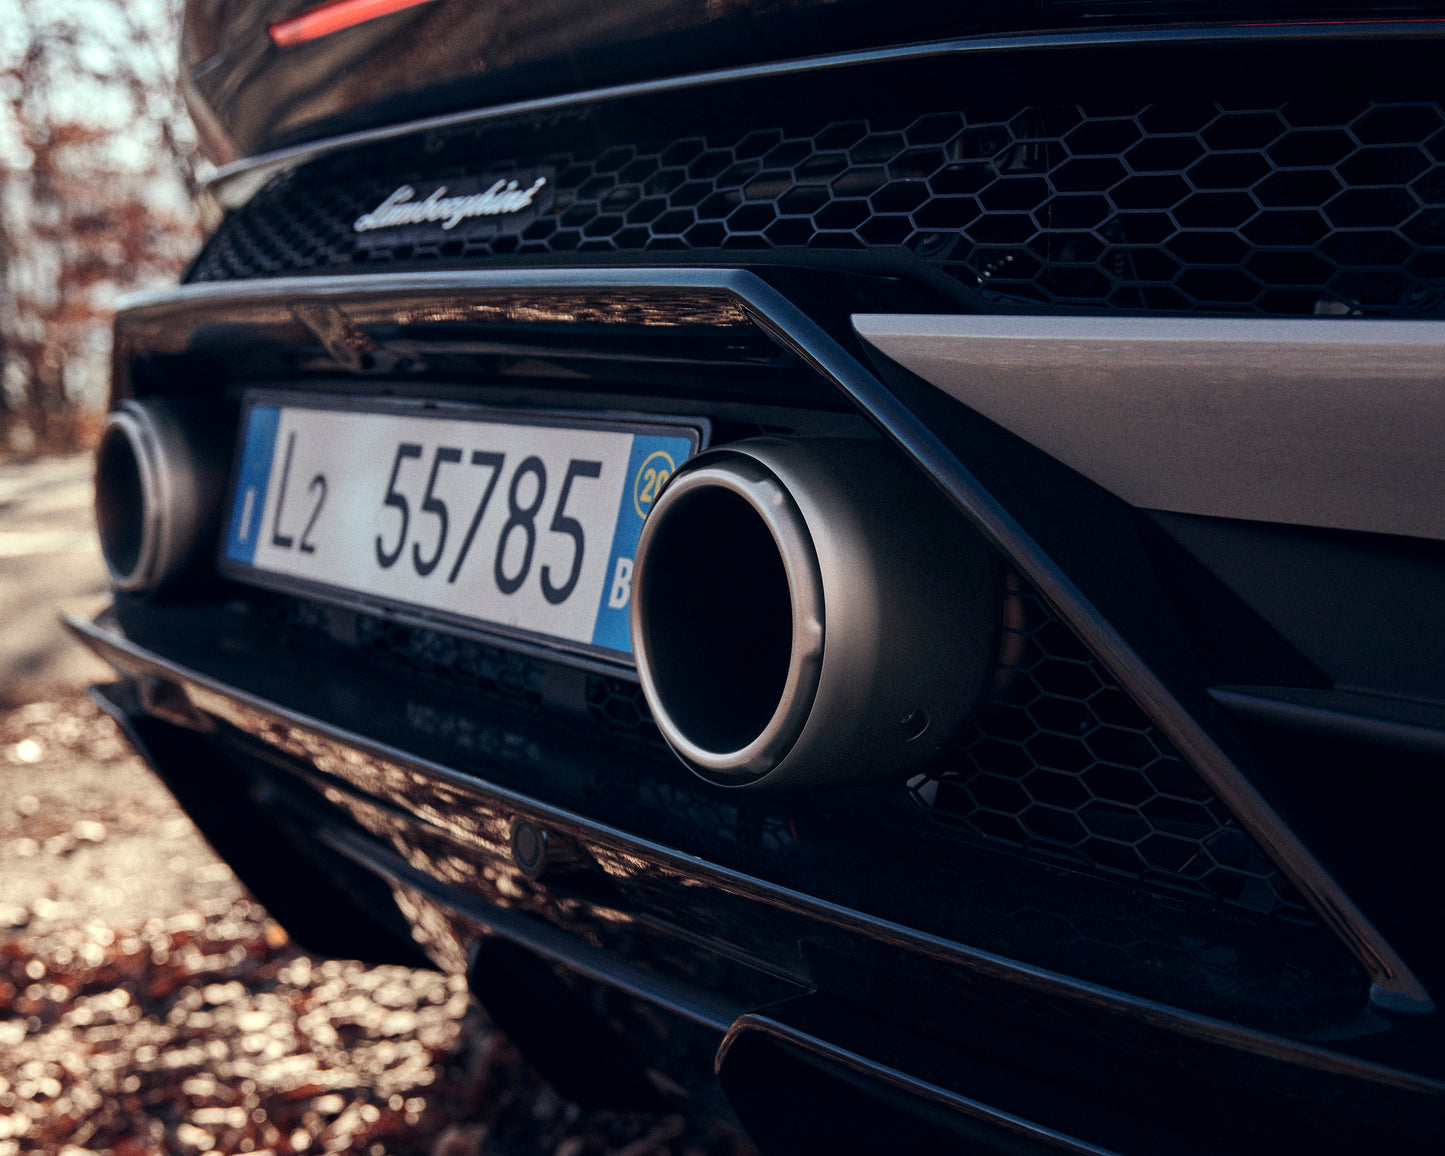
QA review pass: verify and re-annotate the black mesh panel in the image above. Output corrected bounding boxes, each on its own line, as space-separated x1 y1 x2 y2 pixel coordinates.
195 97 1445 318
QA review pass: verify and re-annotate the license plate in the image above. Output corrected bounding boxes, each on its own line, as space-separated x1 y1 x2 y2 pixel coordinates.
219 396 700 658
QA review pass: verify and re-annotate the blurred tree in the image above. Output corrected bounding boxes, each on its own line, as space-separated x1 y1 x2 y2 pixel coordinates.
0 0 200 455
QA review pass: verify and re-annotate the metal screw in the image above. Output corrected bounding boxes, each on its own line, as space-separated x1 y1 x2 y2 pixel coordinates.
900 710 931 742
510 820 550 879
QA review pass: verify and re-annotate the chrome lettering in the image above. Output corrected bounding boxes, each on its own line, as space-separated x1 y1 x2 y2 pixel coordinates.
353 177 548 232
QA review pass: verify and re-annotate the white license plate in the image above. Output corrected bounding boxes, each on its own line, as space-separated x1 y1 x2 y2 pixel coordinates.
220 397 699 658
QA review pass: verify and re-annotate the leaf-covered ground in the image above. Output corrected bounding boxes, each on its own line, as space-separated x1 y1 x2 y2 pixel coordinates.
0 695 755 1156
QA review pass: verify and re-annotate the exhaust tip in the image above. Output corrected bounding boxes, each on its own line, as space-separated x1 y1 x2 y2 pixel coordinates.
632 438 998 792
95 415 149 584
633 453 824 785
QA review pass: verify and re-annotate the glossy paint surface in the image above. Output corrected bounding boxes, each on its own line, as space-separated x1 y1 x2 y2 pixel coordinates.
185 0 997 160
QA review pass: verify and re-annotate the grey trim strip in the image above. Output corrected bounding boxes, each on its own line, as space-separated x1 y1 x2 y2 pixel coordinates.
66 610 1445 1093
854 314 1445 543
111 269 1432 1012
204 21 1445 210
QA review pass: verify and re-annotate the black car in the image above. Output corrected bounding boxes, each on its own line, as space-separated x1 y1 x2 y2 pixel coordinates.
77 0 1445 1150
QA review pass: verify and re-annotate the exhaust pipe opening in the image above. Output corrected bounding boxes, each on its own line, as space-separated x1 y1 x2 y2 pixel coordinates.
632 438 998 791
95 421 147 582
94 399 227 593
638 486 794 754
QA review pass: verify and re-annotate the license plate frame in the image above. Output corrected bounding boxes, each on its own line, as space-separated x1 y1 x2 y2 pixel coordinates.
218 391 704 665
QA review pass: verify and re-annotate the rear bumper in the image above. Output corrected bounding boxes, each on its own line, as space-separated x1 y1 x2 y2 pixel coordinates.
70 608 1445 1151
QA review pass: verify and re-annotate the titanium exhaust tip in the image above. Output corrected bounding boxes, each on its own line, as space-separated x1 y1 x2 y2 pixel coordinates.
630 438 998 790
95 399 224 593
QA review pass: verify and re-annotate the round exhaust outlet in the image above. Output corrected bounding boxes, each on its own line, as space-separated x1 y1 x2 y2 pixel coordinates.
95 399 225 593
631 438 998 790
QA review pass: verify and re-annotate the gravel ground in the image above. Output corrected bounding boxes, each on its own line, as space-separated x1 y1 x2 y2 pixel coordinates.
0 694 756 1156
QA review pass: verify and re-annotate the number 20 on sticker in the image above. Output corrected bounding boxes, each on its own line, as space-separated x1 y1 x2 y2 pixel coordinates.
633 451 674 518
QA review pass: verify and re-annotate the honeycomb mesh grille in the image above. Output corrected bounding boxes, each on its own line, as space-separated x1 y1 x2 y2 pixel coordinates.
584 677 662 746
195 96 1445 317
914 575 1309 918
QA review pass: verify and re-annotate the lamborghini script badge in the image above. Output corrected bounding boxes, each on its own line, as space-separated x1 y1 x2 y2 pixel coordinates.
354 177 549 233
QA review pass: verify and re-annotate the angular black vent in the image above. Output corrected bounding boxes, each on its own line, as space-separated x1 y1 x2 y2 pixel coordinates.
194 96 1445 317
